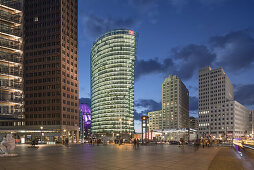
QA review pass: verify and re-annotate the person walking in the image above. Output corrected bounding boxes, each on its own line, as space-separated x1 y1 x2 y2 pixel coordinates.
133 138 137 148
202 139 206 148
137 138 140 147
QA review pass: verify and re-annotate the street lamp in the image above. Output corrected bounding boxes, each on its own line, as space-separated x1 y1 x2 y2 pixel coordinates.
40 126 43 143
119 118 122 144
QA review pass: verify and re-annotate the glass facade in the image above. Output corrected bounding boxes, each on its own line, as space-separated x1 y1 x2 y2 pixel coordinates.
91 29 136 135
0 0 24 126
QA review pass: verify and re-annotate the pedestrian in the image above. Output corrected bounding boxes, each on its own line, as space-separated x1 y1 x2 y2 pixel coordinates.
202 139 206 148
65 138 69 146
137 138 140 147
133 138 137 148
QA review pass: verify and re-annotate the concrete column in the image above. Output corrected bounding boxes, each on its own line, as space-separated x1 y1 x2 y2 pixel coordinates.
76 130 79 143
71 131 74 143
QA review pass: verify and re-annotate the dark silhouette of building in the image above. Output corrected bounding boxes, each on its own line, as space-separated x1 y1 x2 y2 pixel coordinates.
23 0 79 143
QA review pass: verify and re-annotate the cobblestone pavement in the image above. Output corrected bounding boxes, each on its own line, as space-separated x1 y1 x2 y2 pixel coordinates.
0 144 251 170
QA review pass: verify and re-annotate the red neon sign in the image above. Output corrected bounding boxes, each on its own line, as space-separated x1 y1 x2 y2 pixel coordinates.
129 30 134 35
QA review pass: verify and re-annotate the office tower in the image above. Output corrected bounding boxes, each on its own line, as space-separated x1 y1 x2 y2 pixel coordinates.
231 101 249 137
23 0 79 142
198 66 249 138
148 110 162 131
189 117 198 130
91 29 136 137
161 75 189 129
0 0 24 127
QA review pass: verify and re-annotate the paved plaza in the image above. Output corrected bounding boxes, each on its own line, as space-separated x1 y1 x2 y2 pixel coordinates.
0 144 253 170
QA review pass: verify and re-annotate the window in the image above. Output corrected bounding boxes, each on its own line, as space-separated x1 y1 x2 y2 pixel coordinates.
34 17 39 22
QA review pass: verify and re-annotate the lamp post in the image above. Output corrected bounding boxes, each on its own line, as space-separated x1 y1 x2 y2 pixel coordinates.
81 114 84 143
63 129 66 142
119 118 122 137
40 126 43 144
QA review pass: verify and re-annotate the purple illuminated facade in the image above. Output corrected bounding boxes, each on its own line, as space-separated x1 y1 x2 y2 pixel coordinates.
79 104 91 127
79 104 91 138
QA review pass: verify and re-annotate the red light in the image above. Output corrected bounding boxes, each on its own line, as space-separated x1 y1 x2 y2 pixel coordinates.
129 30 134 35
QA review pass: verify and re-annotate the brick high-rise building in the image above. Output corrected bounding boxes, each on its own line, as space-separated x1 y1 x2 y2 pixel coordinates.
23 0 79 142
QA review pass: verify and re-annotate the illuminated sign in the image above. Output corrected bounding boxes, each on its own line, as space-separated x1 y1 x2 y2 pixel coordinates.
129 30 134 35
141 116 148 120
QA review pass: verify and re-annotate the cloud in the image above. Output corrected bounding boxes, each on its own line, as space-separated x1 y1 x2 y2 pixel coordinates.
82 14 136 39
235 84 254 106
210 30 254 71
172 44 216 80
135 44 216 81
79 98 91 107
167 0 228 11
128 0 159 24
135 58 175 80
128 0 155 9
190 96 198 111
197 0 229 6
135 29 254 81
168 0 189 11
134 99 162 120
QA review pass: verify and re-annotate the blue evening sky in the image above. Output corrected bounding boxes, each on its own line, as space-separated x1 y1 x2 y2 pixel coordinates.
77 0 254 132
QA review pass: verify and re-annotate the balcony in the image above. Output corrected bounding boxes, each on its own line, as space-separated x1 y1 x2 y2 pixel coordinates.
0 51 22 63
0 37 21 50
0 9 21 24
0 84 22 91
0 1 23 11
0 98 23 104
0 24 21 37
0 69 22 77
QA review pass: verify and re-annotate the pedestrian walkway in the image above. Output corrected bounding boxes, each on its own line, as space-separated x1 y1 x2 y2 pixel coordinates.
208 147 254 170
0 144 249 170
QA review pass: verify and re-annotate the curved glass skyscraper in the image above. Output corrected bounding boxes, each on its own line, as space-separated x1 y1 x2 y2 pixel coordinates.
91 29 136 136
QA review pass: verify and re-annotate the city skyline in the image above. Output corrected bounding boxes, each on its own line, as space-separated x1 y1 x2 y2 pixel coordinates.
1 1 254 169
78 0 254 123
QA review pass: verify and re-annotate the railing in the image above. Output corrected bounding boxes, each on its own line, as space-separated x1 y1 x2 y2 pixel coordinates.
0 52 22 63
0 84 22 90
0 71 22 77
0 25 21 37
0 9 21 23
0 98 23 103
0 0 23 11
0 37 21 50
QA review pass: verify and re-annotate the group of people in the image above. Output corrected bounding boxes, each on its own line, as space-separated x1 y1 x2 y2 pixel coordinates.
194 138 220 148
63 138 69 146
89 138 107 145
133 138 140 148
